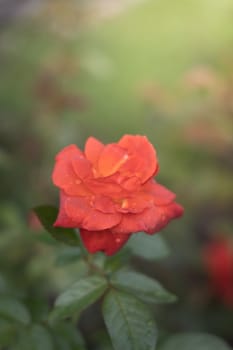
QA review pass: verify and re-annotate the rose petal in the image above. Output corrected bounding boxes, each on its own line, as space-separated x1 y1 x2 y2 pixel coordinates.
145 203 184 234
118 135 159 183
115 192 154 214
71 156 92 180
52 145 80 188
93 195 116 214
120 176 141 191
82 210 121 231
55 144 83 161
87 178 124 196
143 179 176 205
52 160 76 189
98 144 129 177
63 195 89 227
54 191 80 228
80 229 131 255
52 145 91 196
84 136 105 165
53 160 91 196
65 196 121 231
112 202 184 234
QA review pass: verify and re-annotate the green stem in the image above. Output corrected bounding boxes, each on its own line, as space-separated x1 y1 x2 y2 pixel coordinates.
85 254 107 277
76 230 108 277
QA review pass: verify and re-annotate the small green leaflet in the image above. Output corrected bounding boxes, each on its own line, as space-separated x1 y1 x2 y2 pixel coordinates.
49 275 108 323
111 270 177 304
27 324 54 350
159 333 232 350
0 296 31 325
33 205 80 246
102 290 157 350
0 319 16 347
127 232 170 260
11 324 54 350
52 322 87 350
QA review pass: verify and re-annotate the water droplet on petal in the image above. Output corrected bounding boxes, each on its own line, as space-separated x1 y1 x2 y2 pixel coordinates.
161 214 166 222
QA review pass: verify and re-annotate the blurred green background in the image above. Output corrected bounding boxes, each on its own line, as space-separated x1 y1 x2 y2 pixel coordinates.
0 0 233 347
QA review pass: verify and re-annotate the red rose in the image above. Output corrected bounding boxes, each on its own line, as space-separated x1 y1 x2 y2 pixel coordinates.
203 238 233 306
52 135 183 255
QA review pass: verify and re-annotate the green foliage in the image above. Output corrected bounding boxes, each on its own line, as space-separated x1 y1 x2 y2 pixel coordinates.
0 296 31 325
55 247 82 266
0 318 16 347
159 333 232 350
127 233 170 260
110 270 177 304
34 206 80 246
102 290 157 350
26 206 232 350
49 275 108 323
12 325 53 350
52 322 86 350
26 324 53 350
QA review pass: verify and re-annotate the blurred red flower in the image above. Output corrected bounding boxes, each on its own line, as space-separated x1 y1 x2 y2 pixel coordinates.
52 135 183 255
203 238 233 307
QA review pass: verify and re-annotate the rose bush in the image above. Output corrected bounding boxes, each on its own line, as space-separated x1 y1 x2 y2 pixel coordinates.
52 135 183 255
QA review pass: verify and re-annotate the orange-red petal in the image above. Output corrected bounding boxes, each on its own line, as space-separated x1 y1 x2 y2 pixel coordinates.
115 192 154 214
65 196 121 231
52 145 80 188
54 191 80 228
98 144 129 177
118 135 159 183
143 180 176 206
84 137 104 165
71 156 92 180
80 229 131 255
86 178 124 196
93 195 116 214
53 161 91 197
82 210 121 231
63 195 89 226
112 202 183 234
55 144 83 161
120 176 141 191
52 160 76 190
145 203 184 234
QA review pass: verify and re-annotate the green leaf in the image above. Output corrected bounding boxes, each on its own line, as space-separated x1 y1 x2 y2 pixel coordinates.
28 324 54 350
55 247 81 266
33 206 80 246
0 318 16 347
0 274 7 293
102 290 157 350
52 322 86 350
0 296 31 325
12 324 54 350
159 333 232 350
53 336 72 350
127 232 170 260
49 276 108 323
111 270 177 304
